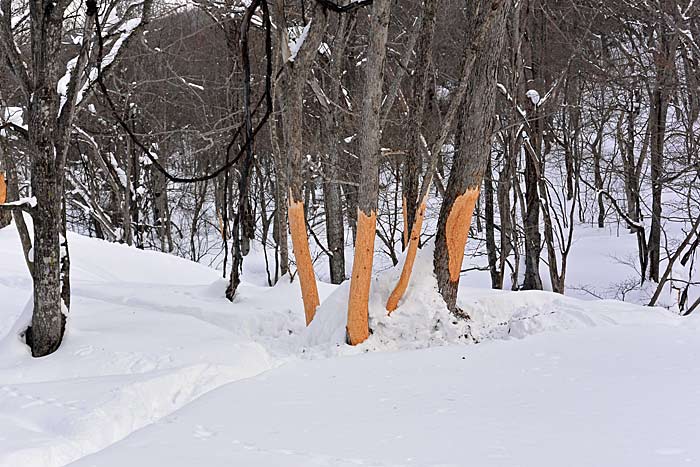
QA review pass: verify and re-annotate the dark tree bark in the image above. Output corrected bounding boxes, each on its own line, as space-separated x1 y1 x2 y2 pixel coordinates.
317 14 354 285
402 0 437 250
484 154 501 288
520 0 544 291
646 1 678 283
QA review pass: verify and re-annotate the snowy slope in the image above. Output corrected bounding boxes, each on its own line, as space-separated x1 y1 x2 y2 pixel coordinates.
72 325 700 467
0 223 698 467
0 223 331 466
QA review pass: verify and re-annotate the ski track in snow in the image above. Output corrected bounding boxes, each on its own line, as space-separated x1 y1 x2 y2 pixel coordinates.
0 224 698 466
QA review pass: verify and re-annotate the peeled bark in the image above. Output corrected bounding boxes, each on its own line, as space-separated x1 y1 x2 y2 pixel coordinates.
0 172 6 204
0 172 9 229
289 197 320 324
386 67 479 310
386 196 427 312
347 210 376 344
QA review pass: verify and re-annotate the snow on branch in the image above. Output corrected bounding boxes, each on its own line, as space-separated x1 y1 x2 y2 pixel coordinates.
0 196 37 212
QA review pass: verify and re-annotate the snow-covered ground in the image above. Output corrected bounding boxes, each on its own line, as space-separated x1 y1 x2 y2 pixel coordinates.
1 222 699 467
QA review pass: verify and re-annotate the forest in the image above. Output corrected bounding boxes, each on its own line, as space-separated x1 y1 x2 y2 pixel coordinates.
0 0 699 464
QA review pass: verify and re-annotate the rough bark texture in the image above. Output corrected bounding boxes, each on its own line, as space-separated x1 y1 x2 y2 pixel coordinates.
10 0 150 356
484 155 501 288
270 77 289 278
322 158 345 284
521 0 544 291
433 0 510 313
0 147 33 271
346 0 391 345
648 7 678 282
402 0 437 249
522 107 543 290
24 0 68 357
648 34 673 282
318 15 352 284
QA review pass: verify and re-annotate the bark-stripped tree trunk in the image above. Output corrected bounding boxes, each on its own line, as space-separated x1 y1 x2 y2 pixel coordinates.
0 170 9 228
385 20 487 312
346 0 391 344
433 0 510 313
273 2 328 324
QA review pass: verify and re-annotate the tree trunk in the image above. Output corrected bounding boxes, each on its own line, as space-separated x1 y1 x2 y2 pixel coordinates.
433 0 511 313
0 171 9 228
484 154 501 288
0 145 33 271
648 80 669 282
270 78 289 278
319 15 351 285
402 0 437 250
273 3 328 324
323 173 345 284
521 111 543 290
592 121 605 229
346 0 391 345
28 151 65 357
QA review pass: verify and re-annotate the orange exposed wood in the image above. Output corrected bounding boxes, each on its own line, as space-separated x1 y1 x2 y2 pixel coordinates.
446 188 480 282
288 196 320 325
386 196 427 313
218 213 226 240
346 209 376 345
0 173 5 204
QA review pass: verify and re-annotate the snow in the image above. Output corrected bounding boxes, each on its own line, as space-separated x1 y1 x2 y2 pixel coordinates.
287 22 312 62
1 197 37 208
180 77 204 91
71 326 700 467
0 106 25 137
1 106 24 126
526 88 540 106
0 221 699 466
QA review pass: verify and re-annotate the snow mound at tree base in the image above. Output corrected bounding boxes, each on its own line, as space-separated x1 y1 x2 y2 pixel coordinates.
303 245 679 354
